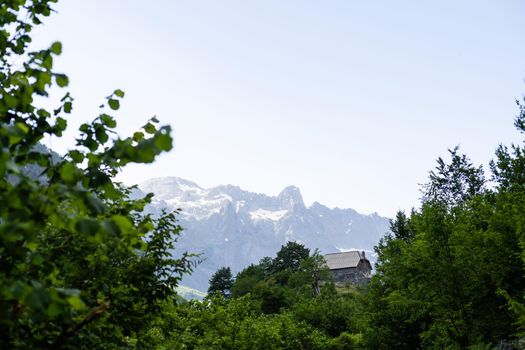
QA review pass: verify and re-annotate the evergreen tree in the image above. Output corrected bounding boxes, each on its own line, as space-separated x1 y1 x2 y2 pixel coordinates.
208 266 234 297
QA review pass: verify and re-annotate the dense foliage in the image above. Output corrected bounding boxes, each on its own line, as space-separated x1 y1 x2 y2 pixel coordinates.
141 243 364 349
0 1 194 348
208 267 234 297
362 109 525 349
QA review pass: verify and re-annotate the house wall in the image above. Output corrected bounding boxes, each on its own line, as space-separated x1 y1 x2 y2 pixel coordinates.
330 261 371 285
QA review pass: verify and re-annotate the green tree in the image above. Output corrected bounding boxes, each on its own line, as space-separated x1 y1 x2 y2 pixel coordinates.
421 146 485 206
146 295 331 350
0 1 193 348
231 263 266 298
491 99 525 192
208 266 234 297
291 249 331 297
362 104 525 348
272 241 310 273
230 243 334 315
389 210 414 242
488 97 525 338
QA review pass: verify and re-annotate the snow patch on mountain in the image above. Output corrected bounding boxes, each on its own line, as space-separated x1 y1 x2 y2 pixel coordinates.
250 209 288 222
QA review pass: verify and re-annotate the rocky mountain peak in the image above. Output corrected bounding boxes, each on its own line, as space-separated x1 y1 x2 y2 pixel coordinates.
278 185 305 211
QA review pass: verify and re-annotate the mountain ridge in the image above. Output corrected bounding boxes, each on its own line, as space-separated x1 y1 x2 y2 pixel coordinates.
138 176 391 291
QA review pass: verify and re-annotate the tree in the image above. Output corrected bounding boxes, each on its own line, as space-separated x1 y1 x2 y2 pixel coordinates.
208 266 234 297
231 263 266 298
292 250 331 297
362 101 525 348
389 210 414 242
146 295 331 350
272 241 310 273
422 146 485 207
490 99 525 192
0 1 194 348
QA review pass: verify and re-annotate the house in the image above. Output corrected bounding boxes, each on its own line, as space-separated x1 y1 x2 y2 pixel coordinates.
323 250 372 285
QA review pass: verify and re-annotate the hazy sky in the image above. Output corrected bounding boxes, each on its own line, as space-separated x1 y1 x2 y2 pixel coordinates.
30 1 525 217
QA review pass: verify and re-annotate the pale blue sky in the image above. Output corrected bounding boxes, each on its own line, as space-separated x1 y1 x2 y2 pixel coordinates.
31 1 525 217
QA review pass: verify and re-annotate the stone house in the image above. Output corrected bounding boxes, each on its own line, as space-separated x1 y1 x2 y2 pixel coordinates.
323 251 372 285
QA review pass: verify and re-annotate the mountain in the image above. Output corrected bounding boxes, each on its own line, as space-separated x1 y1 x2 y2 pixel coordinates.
138 177 391 292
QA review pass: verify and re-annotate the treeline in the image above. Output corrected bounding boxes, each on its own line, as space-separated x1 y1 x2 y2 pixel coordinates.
2 1 525 349
140 243 364 349
364 137 525 348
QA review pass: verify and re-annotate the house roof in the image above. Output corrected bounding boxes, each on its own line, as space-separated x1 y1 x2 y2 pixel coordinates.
324 251 367 270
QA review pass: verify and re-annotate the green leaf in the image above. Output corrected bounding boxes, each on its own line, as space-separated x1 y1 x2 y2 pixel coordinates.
114 89 125 98
15 122 29 134
31 254 45 266
100 114 116 128
63 101 72 113
6 129 24 144
144 122 156 134
3 93 17 108
25 289 47 311
55 117 67 131
37 109 51 118
133 131 144 141
154 133 172 151
68 150 84 163
95 126 108 143
154 127 173 151
112 215 133 234
60 163 76 183
102 220 120 236
75 218 100 235
47 302 63 318
50 41 62 55
108 99 120 110
26 241 38 252
55 74 69 87
43 55 53 70
67 295 86 310
85 137 98 151
8 281 27 299
84 195 106 215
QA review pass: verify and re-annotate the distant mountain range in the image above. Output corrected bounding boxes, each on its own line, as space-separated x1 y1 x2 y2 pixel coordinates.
137 177 391 292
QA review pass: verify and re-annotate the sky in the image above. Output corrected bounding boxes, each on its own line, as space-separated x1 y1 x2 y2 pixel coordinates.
29 0 525 217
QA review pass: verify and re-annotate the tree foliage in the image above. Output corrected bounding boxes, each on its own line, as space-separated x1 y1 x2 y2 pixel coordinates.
362 103 525 348
208 266 234 297
0 1 193 348
272 241 310 273
142 244 363 350
422 146 485 207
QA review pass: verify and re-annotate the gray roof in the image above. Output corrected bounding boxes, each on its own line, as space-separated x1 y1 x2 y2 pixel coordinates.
324 251 366 270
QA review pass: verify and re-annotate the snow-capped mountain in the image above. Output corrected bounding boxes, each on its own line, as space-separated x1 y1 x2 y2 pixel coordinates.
138 177 391 292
